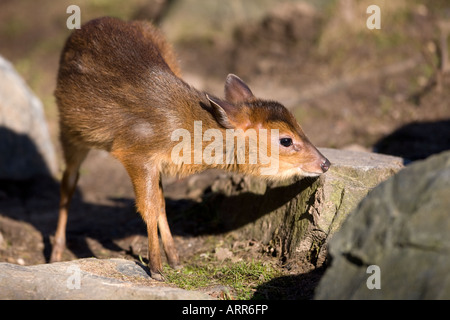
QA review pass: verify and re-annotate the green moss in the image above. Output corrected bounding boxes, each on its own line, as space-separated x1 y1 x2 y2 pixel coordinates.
163 258 282 300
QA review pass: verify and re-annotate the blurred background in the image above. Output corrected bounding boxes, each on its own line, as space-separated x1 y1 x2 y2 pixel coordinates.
1 0 449 165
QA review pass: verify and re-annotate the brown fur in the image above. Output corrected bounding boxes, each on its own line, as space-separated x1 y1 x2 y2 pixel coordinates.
51 17 330 279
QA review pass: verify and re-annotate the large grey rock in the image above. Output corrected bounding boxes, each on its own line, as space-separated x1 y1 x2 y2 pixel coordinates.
172 148 404 267
0 55 57 179
0 258 212 300
315 150 450 299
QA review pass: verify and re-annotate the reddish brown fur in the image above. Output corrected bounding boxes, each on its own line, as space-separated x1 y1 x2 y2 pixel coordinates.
51 17 330 280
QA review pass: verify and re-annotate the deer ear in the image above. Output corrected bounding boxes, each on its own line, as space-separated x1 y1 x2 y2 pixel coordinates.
207 94 237 129
224 74 254 104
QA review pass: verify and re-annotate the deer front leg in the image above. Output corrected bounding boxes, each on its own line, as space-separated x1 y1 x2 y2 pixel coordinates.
113 152 175 281
130 163 164 280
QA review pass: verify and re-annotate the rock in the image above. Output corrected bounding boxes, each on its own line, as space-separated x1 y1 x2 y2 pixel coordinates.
0 55 57 179
172 148 403 268
0 258 213 300
214 247 233 261
315 151 450 299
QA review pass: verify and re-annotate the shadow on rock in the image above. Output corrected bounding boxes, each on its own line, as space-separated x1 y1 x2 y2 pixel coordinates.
166 177 315 236
0 127 52 179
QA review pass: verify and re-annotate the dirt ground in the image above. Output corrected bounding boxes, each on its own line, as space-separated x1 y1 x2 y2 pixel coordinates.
0 0 449 299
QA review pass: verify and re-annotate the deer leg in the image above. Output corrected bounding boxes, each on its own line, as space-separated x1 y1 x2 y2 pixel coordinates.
50 146 88 262
113 152 167 280
157 177 180 269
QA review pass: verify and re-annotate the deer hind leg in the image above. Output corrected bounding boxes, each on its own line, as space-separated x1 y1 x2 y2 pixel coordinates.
50 142 89 262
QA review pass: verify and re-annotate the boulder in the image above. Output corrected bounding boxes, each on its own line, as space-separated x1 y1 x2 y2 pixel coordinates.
0 55 57 179
315 150 450 299
0 258 213 300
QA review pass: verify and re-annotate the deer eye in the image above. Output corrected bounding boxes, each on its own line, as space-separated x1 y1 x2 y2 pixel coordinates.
280 137 293 147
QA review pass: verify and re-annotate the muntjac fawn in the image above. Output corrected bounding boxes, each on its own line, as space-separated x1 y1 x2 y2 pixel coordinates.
51 17 330 280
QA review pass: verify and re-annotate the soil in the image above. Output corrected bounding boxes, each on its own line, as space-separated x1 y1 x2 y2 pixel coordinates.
0 0 449 299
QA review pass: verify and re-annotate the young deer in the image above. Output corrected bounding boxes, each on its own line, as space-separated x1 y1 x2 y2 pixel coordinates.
51 17 330 280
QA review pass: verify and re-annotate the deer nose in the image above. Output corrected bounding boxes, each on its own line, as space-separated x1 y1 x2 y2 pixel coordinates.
320 158 331 173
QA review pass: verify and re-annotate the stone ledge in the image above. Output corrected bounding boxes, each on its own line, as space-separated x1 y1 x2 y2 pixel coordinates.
0 258 213 300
